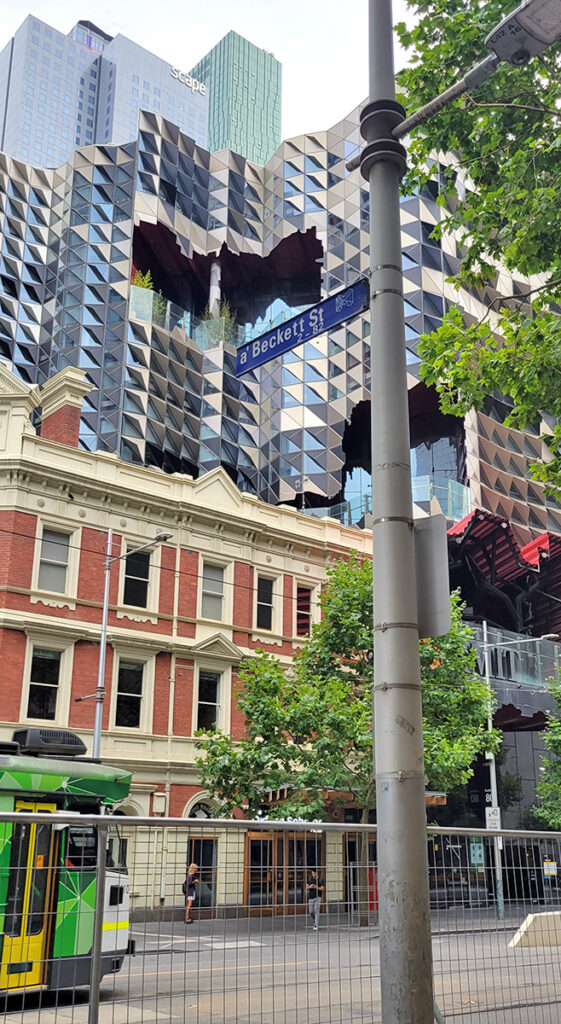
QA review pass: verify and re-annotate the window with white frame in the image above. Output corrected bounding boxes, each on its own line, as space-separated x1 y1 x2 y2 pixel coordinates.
123 549 150 608
26 648 61 719
197 670 220 731
38 529 70 592
201 564 224 620
296 585 313 637
256 575 274 630
115 659 144 728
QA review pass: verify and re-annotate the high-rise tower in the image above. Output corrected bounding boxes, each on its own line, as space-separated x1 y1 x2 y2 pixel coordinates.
190 31 281 164
0 16 208 167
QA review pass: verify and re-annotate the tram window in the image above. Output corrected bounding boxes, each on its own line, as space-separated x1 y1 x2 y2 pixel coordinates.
4 822 31 936
107 824 127 870
65 826 97 869
28 823 53 934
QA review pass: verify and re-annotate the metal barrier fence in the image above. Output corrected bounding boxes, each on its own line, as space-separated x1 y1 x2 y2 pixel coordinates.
2 813 561 1023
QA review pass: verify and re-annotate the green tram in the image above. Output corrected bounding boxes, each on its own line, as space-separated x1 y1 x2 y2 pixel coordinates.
0 727 133 995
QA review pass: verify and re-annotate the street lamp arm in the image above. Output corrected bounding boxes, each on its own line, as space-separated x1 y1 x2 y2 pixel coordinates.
393 55 499 139
106 532 172 567
481 633 559 649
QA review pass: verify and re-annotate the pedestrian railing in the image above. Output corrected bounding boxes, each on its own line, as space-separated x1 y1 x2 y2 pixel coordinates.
1 812 561 1023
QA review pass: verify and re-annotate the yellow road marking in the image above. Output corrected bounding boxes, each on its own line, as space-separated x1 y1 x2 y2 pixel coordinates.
125 959 319 978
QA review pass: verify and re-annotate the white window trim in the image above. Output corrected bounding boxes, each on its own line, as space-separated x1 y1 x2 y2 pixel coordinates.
116 540 163 623
293 580 318 638
31 520 81 610
191 661 231 737
254 572 281 636
20 631 75 727
108 644 155 735
198 559 233 625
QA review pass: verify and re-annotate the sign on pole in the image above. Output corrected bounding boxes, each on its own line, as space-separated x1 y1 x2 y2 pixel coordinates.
235 278 369 376
469 837 485 867
485 806 501 830
544 860 557 877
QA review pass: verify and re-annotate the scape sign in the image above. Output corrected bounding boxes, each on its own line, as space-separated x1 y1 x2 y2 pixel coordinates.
235 278 369 376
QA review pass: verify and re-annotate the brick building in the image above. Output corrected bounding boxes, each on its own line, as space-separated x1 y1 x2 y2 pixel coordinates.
0 360 370 822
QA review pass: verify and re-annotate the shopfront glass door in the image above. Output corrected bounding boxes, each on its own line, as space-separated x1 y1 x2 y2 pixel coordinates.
245 832 324 915
247 836 274 911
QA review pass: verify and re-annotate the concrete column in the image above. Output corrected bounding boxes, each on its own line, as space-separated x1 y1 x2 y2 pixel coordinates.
209 260 221 317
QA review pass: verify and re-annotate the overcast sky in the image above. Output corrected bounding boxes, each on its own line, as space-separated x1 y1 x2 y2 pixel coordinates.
1 0 411 140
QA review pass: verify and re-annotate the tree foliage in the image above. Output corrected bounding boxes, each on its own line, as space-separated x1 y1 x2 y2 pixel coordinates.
534 679 561 829
395 2 561 489
196 553 497 820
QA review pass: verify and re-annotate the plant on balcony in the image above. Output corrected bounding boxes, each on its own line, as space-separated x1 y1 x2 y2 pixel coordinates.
131 268 154 290
200 299 238 343
152 290 167 327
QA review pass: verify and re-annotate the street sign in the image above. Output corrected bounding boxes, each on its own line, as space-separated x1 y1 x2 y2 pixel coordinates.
469 837 485 867
485 806 501 830
235 278 369 376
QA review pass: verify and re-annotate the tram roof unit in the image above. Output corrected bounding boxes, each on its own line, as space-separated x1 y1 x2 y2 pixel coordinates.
0 756 131 806
0 728 132 806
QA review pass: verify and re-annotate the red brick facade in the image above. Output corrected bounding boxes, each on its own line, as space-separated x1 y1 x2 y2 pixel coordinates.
0 517 327 814
40 405 82 447
0 363 369 820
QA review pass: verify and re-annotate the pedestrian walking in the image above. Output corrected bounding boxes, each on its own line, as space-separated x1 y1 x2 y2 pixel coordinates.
183 862 198 924
306 869 325 930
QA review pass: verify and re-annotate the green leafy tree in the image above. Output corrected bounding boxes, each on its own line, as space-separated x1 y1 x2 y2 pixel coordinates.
196 553 498 822
395 2 561 490
534 679 561 829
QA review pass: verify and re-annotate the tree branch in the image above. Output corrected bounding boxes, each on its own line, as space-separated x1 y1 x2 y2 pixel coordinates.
464 94 561 119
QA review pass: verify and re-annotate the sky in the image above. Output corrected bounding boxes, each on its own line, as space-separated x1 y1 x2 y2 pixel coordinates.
1 0 411 140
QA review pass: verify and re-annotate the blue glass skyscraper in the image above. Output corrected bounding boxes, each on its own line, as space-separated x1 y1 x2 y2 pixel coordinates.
190 31 281 164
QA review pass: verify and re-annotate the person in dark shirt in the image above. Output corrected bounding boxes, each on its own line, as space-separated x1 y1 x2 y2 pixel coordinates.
306 869 325 930
184 862 198 924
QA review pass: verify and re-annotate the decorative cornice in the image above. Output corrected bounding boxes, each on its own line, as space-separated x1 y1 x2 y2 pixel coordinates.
0 446 370 568
40 367 92 418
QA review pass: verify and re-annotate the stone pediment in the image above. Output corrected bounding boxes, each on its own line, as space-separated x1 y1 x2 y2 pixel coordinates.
191 467 258 513
191 632 244 662
0 360 41 452
0 360 40 405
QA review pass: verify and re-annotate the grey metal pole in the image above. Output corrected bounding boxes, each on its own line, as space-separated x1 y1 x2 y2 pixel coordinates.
360 2 434 1021
88 819 109 1024
92 529 112 759
482 620 505 920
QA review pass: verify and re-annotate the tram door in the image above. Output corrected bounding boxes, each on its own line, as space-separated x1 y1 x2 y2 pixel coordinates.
0 801 56 991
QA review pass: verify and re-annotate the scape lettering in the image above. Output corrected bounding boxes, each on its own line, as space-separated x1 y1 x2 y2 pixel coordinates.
171 67 206 95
